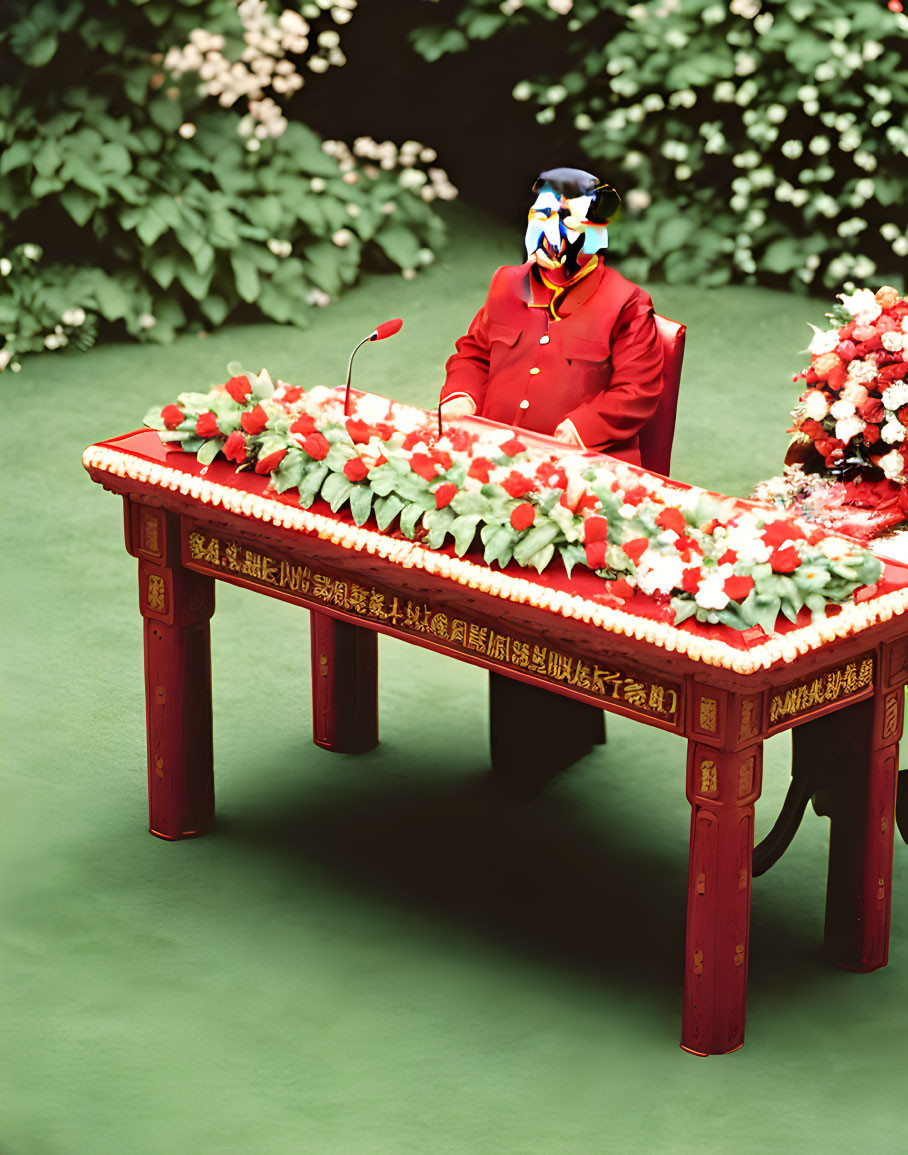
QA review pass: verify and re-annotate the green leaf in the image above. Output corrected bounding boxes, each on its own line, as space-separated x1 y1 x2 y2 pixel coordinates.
374 224 422 270
349 483 373 526
231 252 260 303
0 140 33 174
513 521 560 566
137 207 168 246
298 463 329 508
60 187 96 226
321 471 353 513
33 138 61 177
425 505 456 549
400 502 424 539
373 493 406 531
451 514 481 556
196 438 222 466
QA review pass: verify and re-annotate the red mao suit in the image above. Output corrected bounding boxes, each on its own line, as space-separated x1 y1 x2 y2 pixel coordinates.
440 259 664 464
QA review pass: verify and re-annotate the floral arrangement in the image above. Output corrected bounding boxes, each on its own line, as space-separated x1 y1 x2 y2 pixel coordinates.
144 372 883 635
788 286 908 495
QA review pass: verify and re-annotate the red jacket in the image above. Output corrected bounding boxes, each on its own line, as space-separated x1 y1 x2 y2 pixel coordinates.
441 260 664 463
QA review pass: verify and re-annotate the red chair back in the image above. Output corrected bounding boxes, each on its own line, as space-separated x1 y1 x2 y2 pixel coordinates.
638 314 686 477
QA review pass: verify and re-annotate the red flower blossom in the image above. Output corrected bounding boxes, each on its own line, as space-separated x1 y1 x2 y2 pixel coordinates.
195 411 221 438
343 457 370 482
584 540 608 569
255 448 287 474
655 506 686 535
769 545 801 573
762 519 806 549
409 453 439 481
863 425 882 445
681 566 701 594
608 577 635 598
502 470 536 498
536 463 567 490
468 457 493 483
445 427 476 453
302 432 330 460
623 485 649 505
240 405 268 435
161 404 184 429
880 362 908 382
510 502 535 531
499 437 526 457
402 430 428 450
718 548 738 565
225 375 252 403
799 418 827 440
622 537 650 566
281 386 303 404
724 574 754 601
583 515 609 543
435 482 458 509
291 414 317 436
375 423 395 441
223 431 247 463
346 418 373 444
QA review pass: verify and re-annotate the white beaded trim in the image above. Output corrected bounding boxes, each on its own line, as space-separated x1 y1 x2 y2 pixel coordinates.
84 444 908 674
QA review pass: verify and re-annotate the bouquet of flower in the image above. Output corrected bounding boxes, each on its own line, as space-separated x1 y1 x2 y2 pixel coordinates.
145 368 882 634
788 286 908 493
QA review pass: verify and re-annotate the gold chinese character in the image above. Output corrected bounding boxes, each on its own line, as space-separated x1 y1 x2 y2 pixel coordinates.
858 658 873 688
187 532 206 560
404 601 428 631
546 651 574 682
224 542 242 572
700 759 718 794
368 590 388 618
261 556 278 583
241 551 263 579
571 661 592 690
486 633 510 662
824 670 844 701
429 612 449 639
623 679 647 708
141 511 160 555
699 697 717 731
511 639 530 668
347 584 369 614
468 623 489 652
528 644 547 673
590 666 621 697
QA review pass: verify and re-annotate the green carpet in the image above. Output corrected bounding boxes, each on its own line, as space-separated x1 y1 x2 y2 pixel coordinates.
2 207 906 1154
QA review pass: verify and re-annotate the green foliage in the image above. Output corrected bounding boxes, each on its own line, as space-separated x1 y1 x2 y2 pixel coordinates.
412 0 908 292
0 0 449 371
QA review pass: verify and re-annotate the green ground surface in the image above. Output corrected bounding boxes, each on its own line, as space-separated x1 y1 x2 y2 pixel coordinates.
2 208 906 1153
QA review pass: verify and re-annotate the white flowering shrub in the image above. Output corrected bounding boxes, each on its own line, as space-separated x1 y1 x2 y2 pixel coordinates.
0 0 455 371
412 0 907 291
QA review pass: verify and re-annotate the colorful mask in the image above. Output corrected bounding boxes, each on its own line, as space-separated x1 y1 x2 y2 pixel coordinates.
524 167 621 275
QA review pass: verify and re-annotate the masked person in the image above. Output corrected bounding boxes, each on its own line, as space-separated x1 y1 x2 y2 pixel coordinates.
440 168 663 464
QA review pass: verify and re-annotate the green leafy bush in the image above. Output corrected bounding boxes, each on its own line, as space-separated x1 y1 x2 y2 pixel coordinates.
0 0 453 371
412 0 908 292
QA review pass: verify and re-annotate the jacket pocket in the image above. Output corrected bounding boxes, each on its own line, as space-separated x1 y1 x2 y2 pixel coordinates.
489 323 521 348
560 333 610 365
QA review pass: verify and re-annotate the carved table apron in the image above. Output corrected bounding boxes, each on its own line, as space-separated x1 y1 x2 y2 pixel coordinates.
85 431 905 1056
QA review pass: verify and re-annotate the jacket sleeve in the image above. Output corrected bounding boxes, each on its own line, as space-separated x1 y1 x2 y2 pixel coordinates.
563 289 664 451
439 275 499 412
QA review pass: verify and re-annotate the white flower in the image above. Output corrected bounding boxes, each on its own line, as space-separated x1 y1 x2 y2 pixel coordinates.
138 313 156 329
0 258 11 276
803 390 829 420
835 415 865 445
820 536 855 561
634 548 685 596
881 419 905 444
877 450 906 482
547 0 573 13
847 358 879 386
178 122 196 139
305 288 330 307
807 324 839 355
0 349 10 371
61 307 86 326
881 331 906 353
838 288 881 325
882 382 908 409
829 399 855 420
331 228 353 247
694 565 734 611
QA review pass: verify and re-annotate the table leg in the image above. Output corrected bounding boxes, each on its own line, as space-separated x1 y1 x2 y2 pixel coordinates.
489 673 605 786
681 740 762 1055
796 694 900 971
310 610 379 754
139 558 215 840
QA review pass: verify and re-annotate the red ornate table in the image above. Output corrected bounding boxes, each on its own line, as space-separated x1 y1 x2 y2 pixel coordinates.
84 425 906 1056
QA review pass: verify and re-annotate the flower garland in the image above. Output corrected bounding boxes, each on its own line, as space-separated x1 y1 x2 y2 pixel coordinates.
144 369 883 635
788 286 908 491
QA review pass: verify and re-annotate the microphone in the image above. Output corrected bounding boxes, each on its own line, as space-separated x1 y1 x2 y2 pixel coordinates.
344 318 403 415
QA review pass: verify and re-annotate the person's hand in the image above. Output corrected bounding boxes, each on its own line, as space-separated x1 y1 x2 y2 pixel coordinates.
553 418 583 447
440 395 476 419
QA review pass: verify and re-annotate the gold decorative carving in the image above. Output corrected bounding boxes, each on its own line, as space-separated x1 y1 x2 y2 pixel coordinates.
699 759 718 794
147 574 166 613
699 697 717 731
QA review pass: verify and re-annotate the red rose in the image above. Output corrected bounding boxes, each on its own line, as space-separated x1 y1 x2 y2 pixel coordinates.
863 425 881 445
402 430 427 450
762 519 806 549
240 405 268 435
622 537 650 566
223 431 247 463
432 449 453 471
510 502 535 531
161 404 184 429
681 566 701 594
857 396 885 422
718 548 738 565
281 386 303 404
434 482 458 509
225 375 252 403
583 515 609 543
826 363 847 390
584 540 608 569
724 574 755 601
468 456 493 483
880 362 908 382
343 457 370 482
576 491 599 513
799 418 827 440
623 485 649 505
502 470 536 498
302 432 330 460
536 463 568 490
291 414 317 436
195 410 221 438
255 448 287 474
769 546 801 573
655 506 686 535
409 452 438 481
445 427 476 453
499 437 526 457
346 418 373 444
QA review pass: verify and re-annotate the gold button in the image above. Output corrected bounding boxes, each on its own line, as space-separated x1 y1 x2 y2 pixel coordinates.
539 335 550 345
529 367 540 375
519 400 530 410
